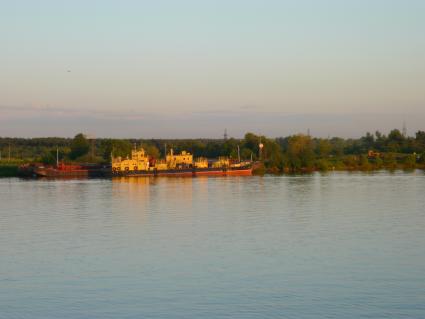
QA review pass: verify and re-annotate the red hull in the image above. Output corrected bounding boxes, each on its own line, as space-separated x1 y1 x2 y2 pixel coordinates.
113 167 252 177
195 169 252 176
224 169 252 176
33 163 107 178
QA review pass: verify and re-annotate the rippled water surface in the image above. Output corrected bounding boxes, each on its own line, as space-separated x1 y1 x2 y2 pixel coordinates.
1 172 425 318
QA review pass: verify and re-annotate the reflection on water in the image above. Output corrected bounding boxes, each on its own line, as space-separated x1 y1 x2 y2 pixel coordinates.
1 172 425 318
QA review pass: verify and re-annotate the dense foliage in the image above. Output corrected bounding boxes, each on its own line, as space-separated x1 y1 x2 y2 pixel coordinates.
1 129 424 173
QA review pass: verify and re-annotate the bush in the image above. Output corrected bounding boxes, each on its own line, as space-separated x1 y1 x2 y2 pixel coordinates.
315 159 331 171
402 154 416 169
252 162 266 175
359 155 372 170
343 155 358 169
383 153 397 169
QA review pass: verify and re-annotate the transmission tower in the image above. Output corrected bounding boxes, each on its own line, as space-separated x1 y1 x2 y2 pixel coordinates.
402 121 407 137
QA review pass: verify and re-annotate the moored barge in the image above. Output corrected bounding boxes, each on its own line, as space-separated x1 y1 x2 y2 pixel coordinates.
26 163 108 178
112 148 252 177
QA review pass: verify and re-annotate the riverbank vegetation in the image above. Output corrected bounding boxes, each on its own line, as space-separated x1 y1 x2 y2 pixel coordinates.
1 129 424 175
0 160 23 177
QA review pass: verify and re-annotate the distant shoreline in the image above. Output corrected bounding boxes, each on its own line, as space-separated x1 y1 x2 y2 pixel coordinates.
1 129 424 176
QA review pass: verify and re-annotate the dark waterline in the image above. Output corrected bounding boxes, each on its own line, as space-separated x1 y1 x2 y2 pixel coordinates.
1 172 425 318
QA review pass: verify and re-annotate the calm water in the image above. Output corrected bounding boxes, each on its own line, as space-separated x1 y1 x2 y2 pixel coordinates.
1 172 425 318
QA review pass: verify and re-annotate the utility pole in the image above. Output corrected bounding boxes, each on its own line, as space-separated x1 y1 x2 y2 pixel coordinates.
259 137 264 161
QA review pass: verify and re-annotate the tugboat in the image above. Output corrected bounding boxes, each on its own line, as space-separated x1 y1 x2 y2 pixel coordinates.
111 147 252 177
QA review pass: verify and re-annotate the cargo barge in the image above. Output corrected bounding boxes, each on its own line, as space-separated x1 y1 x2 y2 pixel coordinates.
111 147 253 177
19 147 253 178
20 162 108 178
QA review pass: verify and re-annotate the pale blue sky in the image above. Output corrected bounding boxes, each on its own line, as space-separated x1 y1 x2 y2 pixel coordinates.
1 0 424 137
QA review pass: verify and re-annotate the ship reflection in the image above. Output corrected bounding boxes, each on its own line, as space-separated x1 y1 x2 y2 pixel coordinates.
111 177 195 223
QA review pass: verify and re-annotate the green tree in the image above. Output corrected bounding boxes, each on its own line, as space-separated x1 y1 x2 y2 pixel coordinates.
243 132 260 157
374 131 386 151
142 144 161 159
386 129 404 153
263 139 284 170
415 131 425 153
286 134 315 171
360 132 375 153
222 138 239 157
330 137 345 157
100 139 132 160
388 129 404 142
315 139 332 158
69 134 90 160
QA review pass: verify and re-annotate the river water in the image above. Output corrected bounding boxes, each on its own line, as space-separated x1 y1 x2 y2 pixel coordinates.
1 171 424 318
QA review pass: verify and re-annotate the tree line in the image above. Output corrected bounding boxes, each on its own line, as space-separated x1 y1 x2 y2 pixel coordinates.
1 129 425 172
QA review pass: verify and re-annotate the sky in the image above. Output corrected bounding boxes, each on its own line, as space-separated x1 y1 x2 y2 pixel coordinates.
0 0 424 138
